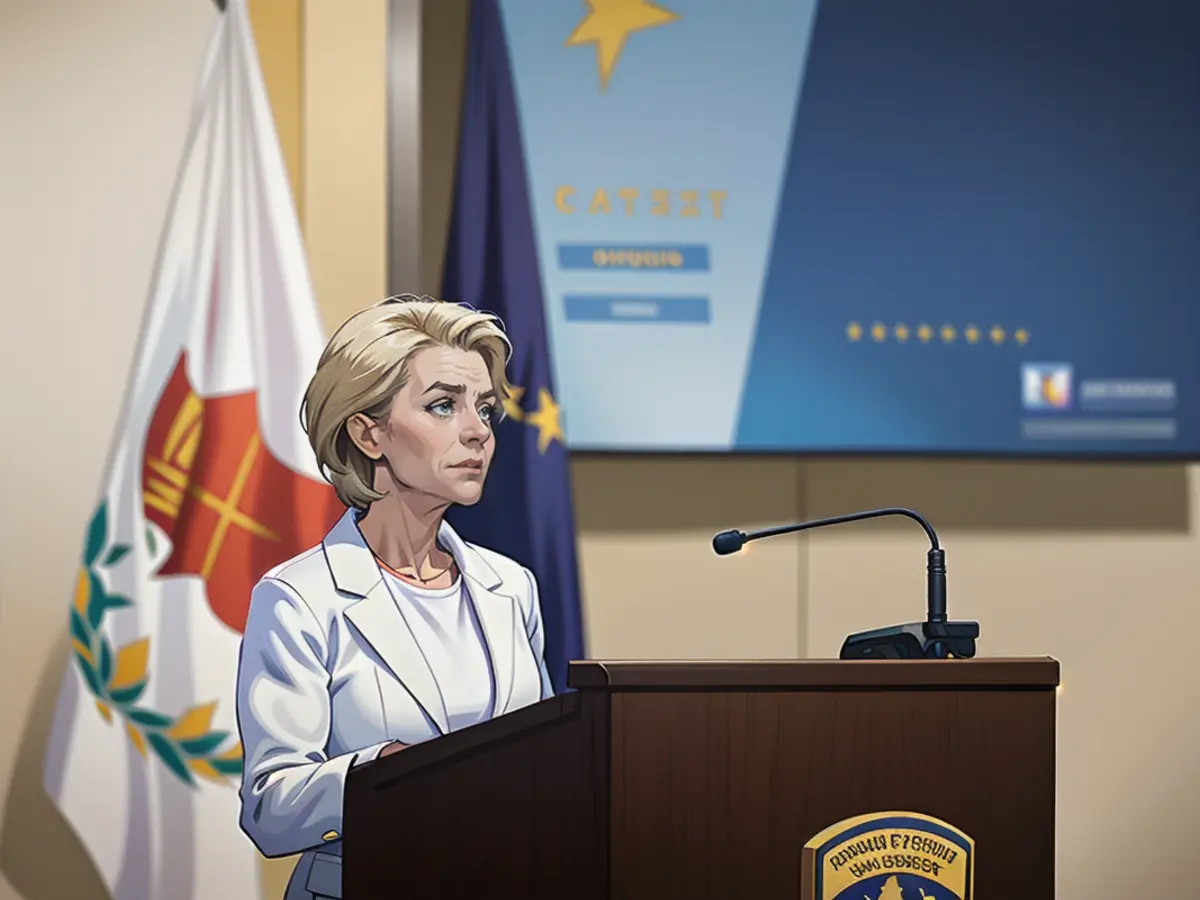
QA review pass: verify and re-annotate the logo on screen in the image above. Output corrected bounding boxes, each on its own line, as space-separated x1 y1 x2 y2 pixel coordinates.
1022 364 1072 410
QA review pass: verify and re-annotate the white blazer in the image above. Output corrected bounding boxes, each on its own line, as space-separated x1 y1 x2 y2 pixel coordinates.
235 507 554 900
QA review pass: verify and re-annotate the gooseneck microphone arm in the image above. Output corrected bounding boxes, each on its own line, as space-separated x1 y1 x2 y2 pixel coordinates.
712 508 976 659
713 507 937 548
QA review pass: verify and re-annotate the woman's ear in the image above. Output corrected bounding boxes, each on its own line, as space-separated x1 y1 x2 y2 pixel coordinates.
345 413 384 460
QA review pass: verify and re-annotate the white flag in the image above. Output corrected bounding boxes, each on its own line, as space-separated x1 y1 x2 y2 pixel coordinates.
41 2 343 897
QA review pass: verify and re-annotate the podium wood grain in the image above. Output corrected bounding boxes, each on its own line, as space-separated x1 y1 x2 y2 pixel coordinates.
343 659 1057 899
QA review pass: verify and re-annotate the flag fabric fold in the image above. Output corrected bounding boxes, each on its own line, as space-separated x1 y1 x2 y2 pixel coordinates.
442 0 587 695
42 2 342 897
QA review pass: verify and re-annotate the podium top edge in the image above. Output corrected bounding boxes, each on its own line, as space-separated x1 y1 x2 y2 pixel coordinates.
567 657 1061 690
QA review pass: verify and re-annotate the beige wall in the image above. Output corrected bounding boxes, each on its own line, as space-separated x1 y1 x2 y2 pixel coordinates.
1 2 1197 900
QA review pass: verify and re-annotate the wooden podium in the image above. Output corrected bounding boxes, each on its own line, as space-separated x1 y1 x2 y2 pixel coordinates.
343 658 1058 898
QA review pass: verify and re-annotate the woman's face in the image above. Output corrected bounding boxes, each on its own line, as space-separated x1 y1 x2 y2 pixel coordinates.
356 345 499 507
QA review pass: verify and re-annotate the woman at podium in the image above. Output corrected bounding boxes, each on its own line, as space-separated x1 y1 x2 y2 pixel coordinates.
234 296 555 900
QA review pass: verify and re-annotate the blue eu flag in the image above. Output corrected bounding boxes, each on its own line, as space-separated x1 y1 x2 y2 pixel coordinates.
441 0 586 695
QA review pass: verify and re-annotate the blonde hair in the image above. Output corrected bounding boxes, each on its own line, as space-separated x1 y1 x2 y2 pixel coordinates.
301 294 513 509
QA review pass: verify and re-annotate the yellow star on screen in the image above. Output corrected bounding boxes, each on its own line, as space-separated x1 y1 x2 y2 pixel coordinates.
917 324 933 343
1015 327 1030 345
990 325 1006 345
871 322 887 342
846 322 863 341
940 324 956 343
566 0 680 90
894 324 909 342
502 384 526 422
965 325 980 344
525 387 565 454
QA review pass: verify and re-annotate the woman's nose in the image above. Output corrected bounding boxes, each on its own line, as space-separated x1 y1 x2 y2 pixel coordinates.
460 411 489 441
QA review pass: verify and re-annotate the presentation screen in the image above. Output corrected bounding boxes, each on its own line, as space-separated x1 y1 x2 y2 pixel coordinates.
493 0 1199 455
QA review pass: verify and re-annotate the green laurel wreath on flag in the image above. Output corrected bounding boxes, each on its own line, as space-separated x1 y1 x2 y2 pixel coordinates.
68 501 243 787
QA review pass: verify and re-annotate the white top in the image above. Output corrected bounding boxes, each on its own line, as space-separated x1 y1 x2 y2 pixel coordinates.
380 568 496 732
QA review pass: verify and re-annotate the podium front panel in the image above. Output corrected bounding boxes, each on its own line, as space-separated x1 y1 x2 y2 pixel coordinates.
606 686 1054 898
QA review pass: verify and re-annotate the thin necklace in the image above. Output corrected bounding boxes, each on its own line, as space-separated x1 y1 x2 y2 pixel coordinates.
377 554 454 585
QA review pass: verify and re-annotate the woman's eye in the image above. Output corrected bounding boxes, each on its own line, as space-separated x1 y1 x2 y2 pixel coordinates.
479 404 496 423
428 399 455 417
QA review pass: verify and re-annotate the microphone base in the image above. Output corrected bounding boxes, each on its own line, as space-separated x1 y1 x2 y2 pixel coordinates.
838 620 980 660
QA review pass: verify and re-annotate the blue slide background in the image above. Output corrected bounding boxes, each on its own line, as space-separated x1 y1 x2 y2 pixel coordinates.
497 0 1200 455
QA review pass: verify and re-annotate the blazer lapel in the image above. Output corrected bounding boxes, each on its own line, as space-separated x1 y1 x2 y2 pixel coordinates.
438 521 518 717
324 510 450 736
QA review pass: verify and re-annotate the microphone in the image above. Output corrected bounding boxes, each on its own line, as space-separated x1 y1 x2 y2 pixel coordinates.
712 508 980 660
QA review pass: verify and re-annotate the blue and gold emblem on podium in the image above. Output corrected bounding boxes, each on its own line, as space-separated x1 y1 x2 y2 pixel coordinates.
801 812 974 900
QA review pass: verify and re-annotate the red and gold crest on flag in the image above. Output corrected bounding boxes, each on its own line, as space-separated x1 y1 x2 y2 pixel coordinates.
141 353 344 633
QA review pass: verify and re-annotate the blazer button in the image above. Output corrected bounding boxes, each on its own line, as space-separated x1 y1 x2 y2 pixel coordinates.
322 831 339 842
